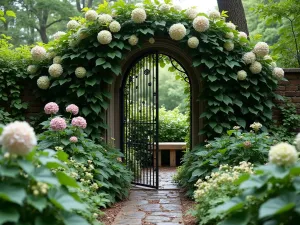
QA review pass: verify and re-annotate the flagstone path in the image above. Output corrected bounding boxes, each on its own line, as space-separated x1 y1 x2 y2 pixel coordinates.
112 168 184 225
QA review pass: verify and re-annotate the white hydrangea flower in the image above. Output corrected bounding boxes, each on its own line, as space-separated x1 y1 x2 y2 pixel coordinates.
97 30 112 45
37 76 50 89
225 32 234 39
294 133 300 151
75 67 87 78
109 21 121 33
169 23 186 41
27 65 38 75
242 52 256 65
173 5 182 11
46 52 56 60
69 39 80 48
263 55 273 61
272 67 285 79
31 46 47 61
226 22 236 30
135 3 144 8
0 121 37 156
77 28 89 40
270 62 277 68
53 56 62 64
249 61 262 74
185 7 198 20
98 14 113 25
128 35 139 46
193 16 210 32
149 37 155 44
53 31 66 40
238 31 248 39
208 10 220 19
224 41 234 51
131 8 147 23
67 20 80 30
159 3 171 12
188 37 199 49
269 143 298 166
85 10 98 21
237 70 247 80
253 42 269 57
48 64 63 78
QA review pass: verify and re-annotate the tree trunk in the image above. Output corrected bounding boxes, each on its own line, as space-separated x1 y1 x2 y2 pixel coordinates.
39 26 48 43
217 0 249 35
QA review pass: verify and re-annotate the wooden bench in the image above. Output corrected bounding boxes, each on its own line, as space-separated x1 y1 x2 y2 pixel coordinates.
158 142 186 167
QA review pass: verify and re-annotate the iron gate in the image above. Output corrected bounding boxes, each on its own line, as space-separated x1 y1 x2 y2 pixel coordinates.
120 52 159 188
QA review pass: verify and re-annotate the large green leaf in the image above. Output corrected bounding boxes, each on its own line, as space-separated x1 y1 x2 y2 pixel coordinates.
56 172 79 188
0 184 26 205
0 165 19 177
219 211 250 225
61 212 90 225
31 167 60 185
95 58 106 66
27 195 47 212
0 207 19 224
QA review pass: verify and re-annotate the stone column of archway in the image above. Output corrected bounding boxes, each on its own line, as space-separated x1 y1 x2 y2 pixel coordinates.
107 38 204 149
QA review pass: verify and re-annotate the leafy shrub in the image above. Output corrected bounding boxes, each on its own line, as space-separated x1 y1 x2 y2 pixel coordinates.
174 125 274 197
0 124 94 225
214 142 300 225
159 106 189 142
193 162 253 225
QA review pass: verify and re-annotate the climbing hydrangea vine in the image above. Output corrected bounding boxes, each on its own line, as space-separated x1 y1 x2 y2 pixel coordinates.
26 0 284 140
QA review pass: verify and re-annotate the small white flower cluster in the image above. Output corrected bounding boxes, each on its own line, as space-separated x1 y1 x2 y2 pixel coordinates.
226 22 236 30
249 61 262 74
128 35 139 46
272 67 285 80
53 31 66 40
37 76 50 89
173 5 182 11
250 122 262 131
188 37 199 49
159 3 171 12
269 142 298 166
253 42 269 57
27 65 38 75
135 3 144 8
131 8 147 23
77 28 89 40
224 41 234 51
233 126 241 130
193 16 210 32
67 20 80 30
98 14 113 25
53 56 62 64
109 21 121 33
85 10 98 21
238 31 248 39
75 67 87 78
55 146 63 151
185 7 198 20
225 32 234 39
237 70 247 81
31 182 49 196
48 63 63 78
149 37 155 44
242 52 256 65
194 162 253 200
31 46 47 62
97 30 112 44
169 23 186 41
208 10 220 20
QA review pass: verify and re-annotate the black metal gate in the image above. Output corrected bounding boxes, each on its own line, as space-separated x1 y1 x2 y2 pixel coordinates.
120 52 159 188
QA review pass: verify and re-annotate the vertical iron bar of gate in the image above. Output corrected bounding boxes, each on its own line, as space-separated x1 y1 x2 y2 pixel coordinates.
155 52 159 189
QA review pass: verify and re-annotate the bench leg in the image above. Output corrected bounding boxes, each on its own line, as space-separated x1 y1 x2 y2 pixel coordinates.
158 150 161 167
170 150 176 167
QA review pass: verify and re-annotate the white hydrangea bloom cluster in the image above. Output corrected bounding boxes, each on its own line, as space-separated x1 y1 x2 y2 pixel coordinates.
75 67 87 78
98 14 113 24
249 61 262 74
237 70 247 81
270 62 277 69
109 21 121 33
159 3 171 12
131 8 147 23
263 55 273 61
135 3 144 8
294 133 300 151
272 67 285 79
37 76 50 89
31 46 47 61
269 143 298 166
27 65 38 75
208 10 220 19
0 121 37 156
48 64 63 78
242 52 256 65
185 7 198 20
226 22 236 30
250 122 262 131
128 35 139 46
238 31 248 39
169 23 186 41
53 56 62 64
149 37 155 44
188 37 199 49
193 16 210 32
225 32 234 39
253 42 269 57
69 39 80 48
97 30 112 45
31 182 49 195
46 51 56 60
53 31 66 40
173 5 182 11
224 41 234 51
194 162 253 200
85 10 98 21
67 20 80 30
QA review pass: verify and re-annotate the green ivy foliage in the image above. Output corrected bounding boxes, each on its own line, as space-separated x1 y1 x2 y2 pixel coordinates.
27 0 282 140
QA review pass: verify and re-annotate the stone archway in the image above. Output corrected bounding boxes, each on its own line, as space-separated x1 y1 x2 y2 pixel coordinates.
106 38 204 149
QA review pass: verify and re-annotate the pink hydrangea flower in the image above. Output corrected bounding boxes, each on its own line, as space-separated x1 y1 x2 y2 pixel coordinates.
69 136 78 143
66 104 79 115
50 117 67 131
71 116 87 129
44 102 59 115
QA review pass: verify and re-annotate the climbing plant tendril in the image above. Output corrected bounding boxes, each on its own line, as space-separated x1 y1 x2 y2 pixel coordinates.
27 0 285 140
